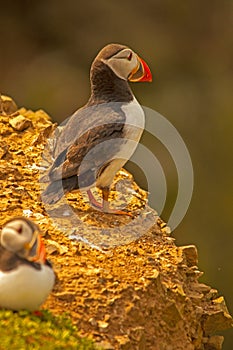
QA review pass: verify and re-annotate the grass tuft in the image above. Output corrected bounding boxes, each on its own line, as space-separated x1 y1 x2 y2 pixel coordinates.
0 309 101 350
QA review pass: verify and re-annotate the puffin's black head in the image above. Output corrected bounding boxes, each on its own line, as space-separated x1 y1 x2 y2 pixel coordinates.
94 43 128 61
89 43 152 103
0 217 46 263
91 43 152 83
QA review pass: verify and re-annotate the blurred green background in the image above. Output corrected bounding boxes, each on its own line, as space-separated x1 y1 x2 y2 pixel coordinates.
1 0 232 347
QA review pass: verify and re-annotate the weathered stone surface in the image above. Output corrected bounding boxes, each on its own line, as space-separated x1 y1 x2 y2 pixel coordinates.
9 114 33 131
203 309 233 335
95 340 115 350
204 335 224 350
0 94 18 115
0 141 9 159
180 244 198 267
46 239 68 255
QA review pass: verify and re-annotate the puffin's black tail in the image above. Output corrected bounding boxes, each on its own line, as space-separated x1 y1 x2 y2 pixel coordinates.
41 176 79 204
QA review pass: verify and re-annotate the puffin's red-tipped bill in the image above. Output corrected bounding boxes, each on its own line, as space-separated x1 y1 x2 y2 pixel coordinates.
34 235 46 263
25 234 46 263
128 56 152 82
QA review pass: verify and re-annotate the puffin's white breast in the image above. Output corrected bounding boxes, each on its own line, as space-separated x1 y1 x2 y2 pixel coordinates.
0 264 55 311
96 97 145 188
118 97 145 161
122 97 145 140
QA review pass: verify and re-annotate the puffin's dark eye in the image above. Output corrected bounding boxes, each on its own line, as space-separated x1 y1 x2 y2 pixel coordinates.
17 226 23 234
127 52 132 61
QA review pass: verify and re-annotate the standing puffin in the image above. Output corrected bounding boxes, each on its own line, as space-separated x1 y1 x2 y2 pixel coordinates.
0 217 55 311
41 43 152 215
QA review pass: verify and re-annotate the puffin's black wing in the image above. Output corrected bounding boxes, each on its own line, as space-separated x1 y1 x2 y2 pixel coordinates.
45 102 126 182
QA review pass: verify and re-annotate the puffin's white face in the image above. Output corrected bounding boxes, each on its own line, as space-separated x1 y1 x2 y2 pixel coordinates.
1 219 34 253
103 48 139 80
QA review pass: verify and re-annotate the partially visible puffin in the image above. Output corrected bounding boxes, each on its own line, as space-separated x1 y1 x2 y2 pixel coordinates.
41 43 152 215
0 217 55 311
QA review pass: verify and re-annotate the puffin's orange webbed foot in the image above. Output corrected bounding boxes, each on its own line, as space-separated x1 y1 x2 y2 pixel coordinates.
87 189 133 217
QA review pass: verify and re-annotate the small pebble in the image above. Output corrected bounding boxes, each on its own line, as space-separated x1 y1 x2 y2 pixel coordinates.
9 115 32 131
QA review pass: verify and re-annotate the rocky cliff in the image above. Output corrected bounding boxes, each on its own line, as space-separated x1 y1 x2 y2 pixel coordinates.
0 95 232 350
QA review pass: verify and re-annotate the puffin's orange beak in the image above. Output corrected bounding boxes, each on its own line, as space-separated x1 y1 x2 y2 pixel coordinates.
25 233 46 263
35 234 46 263
128 56 152 82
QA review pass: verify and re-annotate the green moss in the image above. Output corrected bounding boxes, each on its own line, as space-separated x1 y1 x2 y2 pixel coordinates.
0 309 101 350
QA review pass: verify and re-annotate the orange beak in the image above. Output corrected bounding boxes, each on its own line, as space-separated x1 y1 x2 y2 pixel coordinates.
34 234 46 264
128 55 152 82
25 233 46 263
